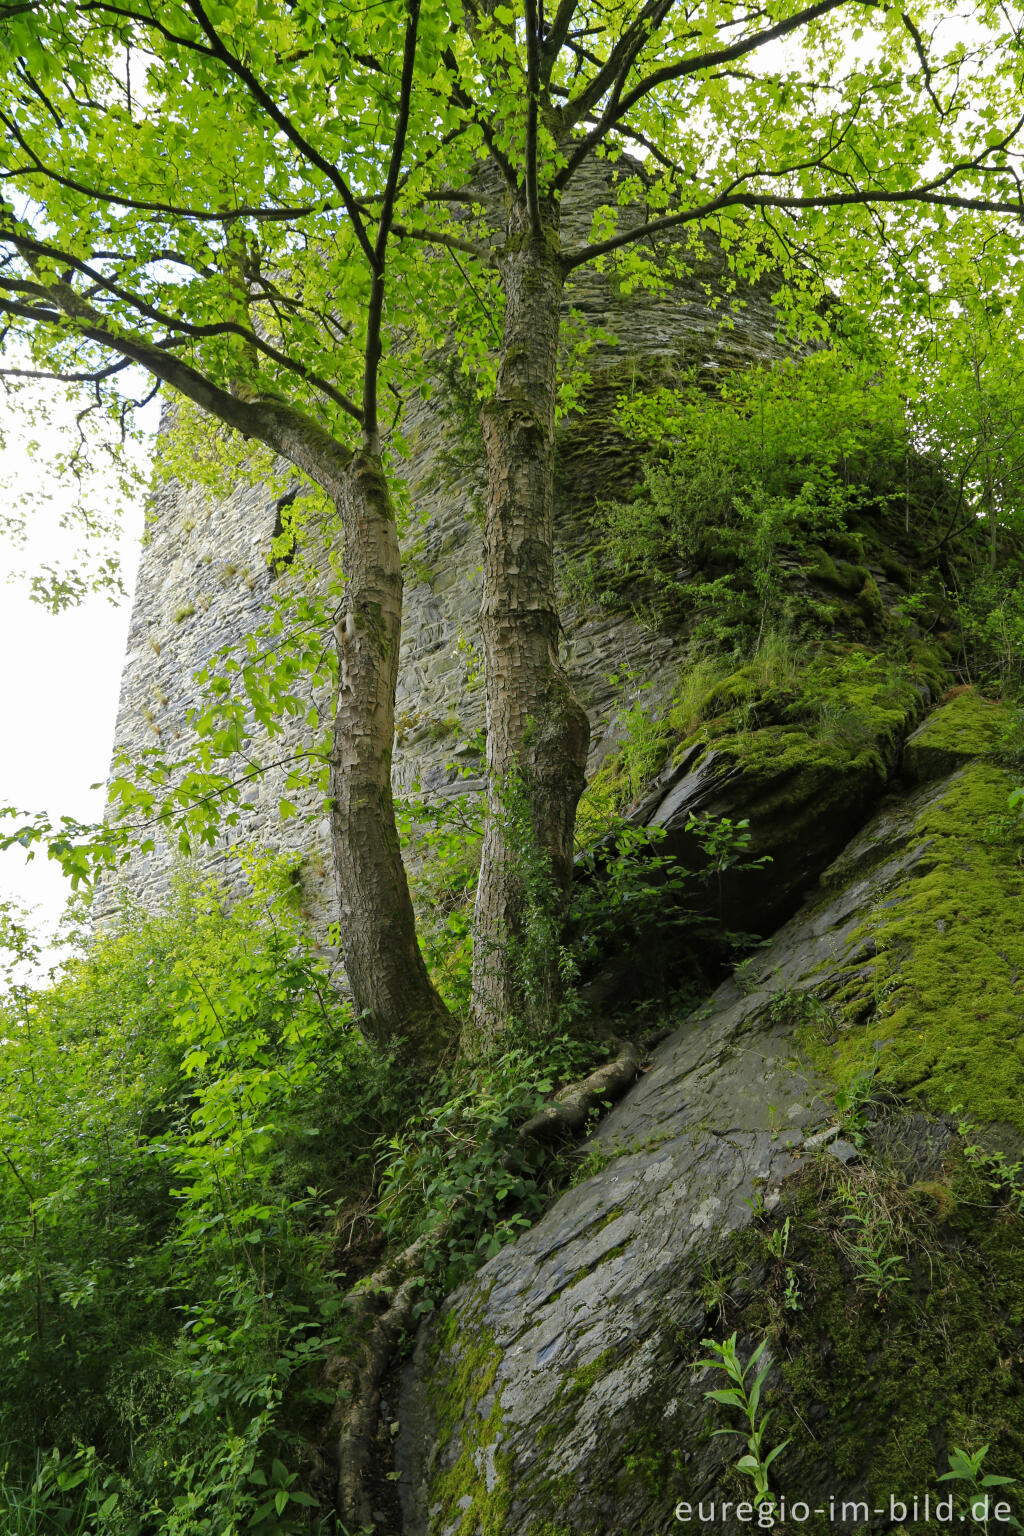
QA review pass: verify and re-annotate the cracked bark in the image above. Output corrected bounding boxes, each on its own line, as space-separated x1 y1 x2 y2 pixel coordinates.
468 204 591 1049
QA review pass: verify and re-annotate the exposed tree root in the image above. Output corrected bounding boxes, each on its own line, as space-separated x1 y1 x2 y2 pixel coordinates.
509 1038 642 1153
329 1037 642 1530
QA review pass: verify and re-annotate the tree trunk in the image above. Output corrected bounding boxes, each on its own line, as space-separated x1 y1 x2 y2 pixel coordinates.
328 449 453 1072
248 404 452 1073
467 214 590 1051
36 297 451 1072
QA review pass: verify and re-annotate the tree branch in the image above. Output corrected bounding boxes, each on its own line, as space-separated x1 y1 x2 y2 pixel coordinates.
564 175 1024 271
539 0 582 81
0 222 363 418
0 105 326 223
441 45 519 191
364 0 421 444
524 0 543 233
390 223 498 264
558 0 672 132
558 0 854 191
0 279 363 477
182 0 378 272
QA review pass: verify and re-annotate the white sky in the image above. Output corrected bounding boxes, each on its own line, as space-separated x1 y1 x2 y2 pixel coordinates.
0 402 150 952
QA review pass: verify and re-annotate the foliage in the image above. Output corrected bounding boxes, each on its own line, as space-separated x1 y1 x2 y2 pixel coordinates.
939 1445 1023 1532
956 1115 1024 1217
397 783 485 1021
376 1033 601 1300
954 567 1024 698
0 870 411 1534
596 350 910 641
833 1185 908 1306
697 1333 789 1510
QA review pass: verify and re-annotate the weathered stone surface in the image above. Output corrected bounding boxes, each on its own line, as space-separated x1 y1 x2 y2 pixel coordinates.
395 764 992 1536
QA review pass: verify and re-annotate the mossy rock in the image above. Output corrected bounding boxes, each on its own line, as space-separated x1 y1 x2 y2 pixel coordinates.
902 686 1011 783
640 645 937 942
808 755 1024 1139
399 739 1024 1535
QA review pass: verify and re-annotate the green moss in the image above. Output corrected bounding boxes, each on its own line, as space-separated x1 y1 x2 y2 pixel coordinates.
730 1159 1024 1529
428 1312 511 1534
879 553 913 588
534 1347 623 1448
431 1309 501 1442
558 1346 620 1405
855 572 885 625
689 646 928 849
809 756 1024 1134
906 687 1009 760
837 560 872 594
432 1389 512 1536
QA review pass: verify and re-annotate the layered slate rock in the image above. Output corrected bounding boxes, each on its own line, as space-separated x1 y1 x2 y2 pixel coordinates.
397 698 1024 1535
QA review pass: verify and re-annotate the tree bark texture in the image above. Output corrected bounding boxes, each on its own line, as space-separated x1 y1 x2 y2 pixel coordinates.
327 450 453 1072
247 408 452 1071
468 214 591 1049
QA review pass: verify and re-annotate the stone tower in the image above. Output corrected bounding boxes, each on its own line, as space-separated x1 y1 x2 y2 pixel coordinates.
98 164 789 934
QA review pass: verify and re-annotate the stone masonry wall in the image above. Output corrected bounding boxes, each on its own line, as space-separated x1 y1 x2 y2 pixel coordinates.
96 161 790 936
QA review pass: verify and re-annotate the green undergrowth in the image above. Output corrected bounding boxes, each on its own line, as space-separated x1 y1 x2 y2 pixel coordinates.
0 866 625 1534
728 1150 1024 1531
806 721 1024 1135
0 868 396 1534
559 346 959 647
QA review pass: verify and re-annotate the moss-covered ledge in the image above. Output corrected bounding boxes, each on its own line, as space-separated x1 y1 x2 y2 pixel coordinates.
804 696 1024 1138
902 685 1012 783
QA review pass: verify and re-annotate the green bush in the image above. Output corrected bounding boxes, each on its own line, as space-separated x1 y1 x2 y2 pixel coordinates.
0 872 407 1534
597 350 911 641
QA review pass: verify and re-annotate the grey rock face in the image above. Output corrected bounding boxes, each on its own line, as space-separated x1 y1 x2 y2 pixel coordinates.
396 770 964 1536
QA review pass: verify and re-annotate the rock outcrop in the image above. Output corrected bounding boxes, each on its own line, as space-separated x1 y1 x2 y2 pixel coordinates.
397 691 1024 1535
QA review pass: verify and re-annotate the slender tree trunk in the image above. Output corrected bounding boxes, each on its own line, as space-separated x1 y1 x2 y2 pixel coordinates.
50 302 451 1072
467 211 590 1050
251 404 451 1072
328 448 453 1072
